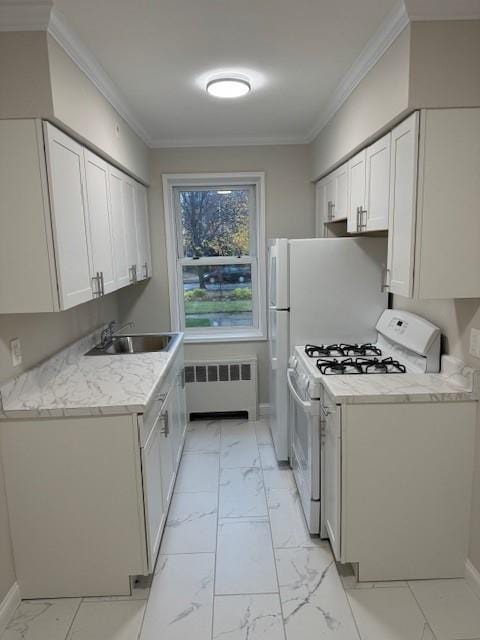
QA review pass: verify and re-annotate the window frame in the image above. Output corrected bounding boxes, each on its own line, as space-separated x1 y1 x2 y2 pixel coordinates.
163 172 267 343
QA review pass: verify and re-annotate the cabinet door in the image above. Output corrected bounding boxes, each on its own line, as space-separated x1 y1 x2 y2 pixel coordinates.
325 173 336 223
142 417 166 572
323 401 341 560
122 175 138 284
332 163 348 221
84 150 116 295
160 391 175 508
347 149 366 233
134 182 152 280
172 368 187 468
365 133 391 231
387 112 419 298
315 178 328 237
108 167 131 289
43 123 93 310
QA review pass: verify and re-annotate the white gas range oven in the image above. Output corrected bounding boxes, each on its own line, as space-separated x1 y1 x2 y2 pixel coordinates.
287 309 478 582
287 309 441 536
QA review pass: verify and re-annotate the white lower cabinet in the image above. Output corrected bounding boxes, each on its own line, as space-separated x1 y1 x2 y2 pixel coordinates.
323 398 476 581
322 392 341 561
1 348 187 597
142 415 168 571
0 119 152 314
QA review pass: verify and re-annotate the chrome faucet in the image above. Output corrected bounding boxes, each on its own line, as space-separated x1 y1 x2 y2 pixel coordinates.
99 320 135 350
113 321 135 336
100 321 117 349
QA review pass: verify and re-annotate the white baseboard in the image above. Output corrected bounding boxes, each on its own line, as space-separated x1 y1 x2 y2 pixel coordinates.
259 403 271 417
0 582 20 634
466 559 480 598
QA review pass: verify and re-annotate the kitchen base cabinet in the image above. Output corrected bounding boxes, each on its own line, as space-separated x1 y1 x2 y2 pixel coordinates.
1 414 146 598
337 401 476 582
0 352 187 598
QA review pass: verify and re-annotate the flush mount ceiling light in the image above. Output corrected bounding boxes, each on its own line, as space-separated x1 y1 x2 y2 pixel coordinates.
206 76 251 99
217 190 232 194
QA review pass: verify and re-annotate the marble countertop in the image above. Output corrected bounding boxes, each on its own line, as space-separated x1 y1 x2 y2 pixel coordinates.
0 329 183 419
322 356 479 405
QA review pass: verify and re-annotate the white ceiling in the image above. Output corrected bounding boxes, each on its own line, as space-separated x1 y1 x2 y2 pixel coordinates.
53 0 401 147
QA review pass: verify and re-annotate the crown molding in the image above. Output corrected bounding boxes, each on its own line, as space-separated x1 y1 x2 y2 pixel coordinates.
0 0 52 31
305 0 409 143
47 8 151 146
150 134 309 149
405 0 480 21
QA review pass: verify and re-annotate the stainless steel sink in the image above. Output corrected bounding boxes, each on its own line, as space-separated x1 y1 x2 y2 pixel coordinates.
85 333 180 356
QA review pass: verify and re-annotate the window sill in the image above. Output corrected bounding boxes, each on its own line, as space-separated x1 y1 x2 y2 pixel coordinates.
183 330 267 344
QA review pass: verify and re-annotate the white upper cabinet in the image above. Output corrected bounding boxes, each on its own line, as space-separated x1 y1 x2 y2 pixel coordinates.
365 132 391 231
134 182 152 281
347 149 366 233
122 175 140 284
386 108 480 299
0 119 152 314
347 134 390 234
108 166 131 289
413 108 480 299
387 112 419 298
331 163 348 221
315 177 329 237
84 150 116 296
43 123 94 310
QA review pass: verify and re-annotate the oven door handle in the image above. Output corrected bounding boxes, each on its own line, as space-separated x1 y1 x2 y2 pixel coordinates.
287 368 311 410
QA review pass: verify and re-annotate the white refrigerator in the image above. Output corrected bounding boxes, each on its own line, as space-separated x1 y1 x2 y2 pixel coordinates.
268 237 388 461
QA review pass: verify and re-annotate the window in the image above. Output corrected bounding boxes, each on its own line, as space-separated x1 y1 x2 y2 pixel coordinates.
163 173 266 342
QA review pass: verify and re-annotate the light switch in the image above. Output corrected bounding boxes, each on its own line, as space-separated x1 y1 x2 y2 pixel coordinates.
469 328 480 359
10 338 22 367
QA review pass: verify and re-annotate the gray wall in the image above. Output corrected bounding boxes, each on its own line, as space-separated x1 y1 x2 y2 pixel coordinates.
0 457 15 606
118 144 315 404
310 26 411 181
0 31 149 183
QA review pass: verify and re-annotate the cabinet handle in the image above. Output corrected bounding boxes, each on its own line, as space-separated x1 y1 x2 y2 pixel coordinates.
129 265 138 284
361 208 368 231
143 262 148 279
100 272 105 296
92 273 101 297
381 267 391 292
327 200 334 221
160 411 169 437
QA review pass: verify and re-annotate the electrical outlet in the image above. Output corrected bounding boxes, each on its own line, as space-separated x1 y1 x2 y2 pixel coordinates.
10 338 22 367
469 328 480 359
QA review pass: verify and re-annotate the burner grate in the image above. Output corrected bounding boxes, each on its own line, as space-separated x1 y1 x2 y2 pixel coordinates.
306 343 382 358
316 356 406 375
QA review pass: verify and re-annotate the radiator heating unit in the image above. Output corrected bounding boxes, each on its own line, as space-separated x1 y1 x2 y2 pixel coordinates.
184 356 258 420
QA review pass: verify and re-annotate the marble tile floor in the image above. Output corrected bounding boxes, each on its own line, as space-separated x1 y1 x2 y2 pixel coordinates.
3 418 480 640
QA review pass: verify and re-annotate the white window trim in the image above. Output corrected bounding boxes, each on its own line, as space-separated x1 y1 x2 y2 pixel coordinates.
162 172 267 343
